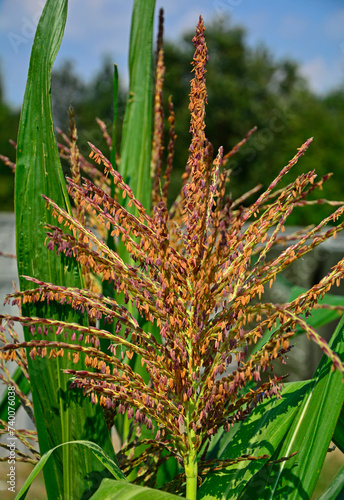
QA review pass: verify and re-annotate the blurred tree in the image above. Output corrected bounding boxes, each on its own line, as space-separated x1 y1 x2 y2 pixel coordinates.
51 57 126 160
160 18 344 225
51 60 86 128
1 16 344 225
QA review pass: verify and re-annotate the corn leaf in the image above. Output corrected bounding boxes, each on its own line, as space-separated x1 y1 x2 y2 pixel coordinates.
14 440 126 500
89 478 181 500
315 465 344 500
118 0 155 212
111 0 156 445
239 314 344 500
333 404 344 453
0 367 30 421
15 0 114 498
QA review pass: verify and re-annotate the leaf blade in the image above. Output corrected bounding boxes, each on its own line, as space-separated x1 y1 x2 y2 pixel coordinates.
14 0 115 498
89 478 182 500
241 315 344 500
333 404 344 453
315 465 344 500
14 440 126 500
198 381 309 500
119 0 156 212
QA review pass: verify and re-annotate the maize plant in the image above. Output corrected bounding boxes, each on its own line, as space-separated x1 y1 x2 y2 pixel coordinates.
1 1 344 500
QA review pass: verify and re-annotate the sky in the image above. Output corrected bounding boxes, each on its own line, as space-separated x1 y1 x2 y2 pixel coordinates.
0 0 344 109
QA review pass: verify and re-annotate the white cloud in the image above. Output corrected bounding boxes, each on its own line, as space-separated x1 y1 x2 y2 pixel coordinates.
299 56 344 94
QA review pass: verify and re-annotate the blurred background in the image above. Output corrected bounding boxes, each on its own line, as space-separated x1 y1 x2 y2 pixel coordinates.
0 0 344 220
0 1 344 498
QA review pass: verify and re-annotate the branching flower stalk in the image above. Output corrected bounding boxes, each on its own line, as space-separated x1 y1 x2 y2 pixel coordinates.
1 14 344 499
0 323 39 464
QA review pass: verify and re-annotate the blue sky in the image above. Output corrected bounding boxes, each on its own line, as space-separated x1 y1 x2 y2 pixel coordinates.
1 0 344 109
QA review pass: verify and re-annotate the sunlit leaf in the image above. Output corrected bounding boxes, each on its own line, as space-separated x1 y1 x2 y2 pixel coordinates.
119 0 155 213
315 465 344 500
15 0 115 497
333 404 344 453
89 478 181 500
198 381 309 499
241 315 344 500
14 440 126 500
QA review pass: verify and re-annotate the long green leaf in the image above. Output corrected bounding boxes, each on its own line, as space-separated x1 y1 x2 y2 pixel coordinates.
333 404 344 453
89 478 181 500
15 0 114 498
112 0 156 446
14 440 126 500
198 381 310 500
316 465 344 500
119 0 155 212
241 315 344 500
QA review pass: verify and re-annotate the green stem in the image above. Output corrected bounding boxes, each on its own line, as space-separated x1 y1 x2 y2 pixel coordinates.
185 449 198 500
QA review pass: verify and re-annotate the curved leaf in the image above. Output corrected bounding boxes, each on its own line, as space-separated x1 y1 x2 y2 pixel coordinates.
15 0 115 497
119 0 155 212
316 465 344 500
14 440 126 500
240 315 344 500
